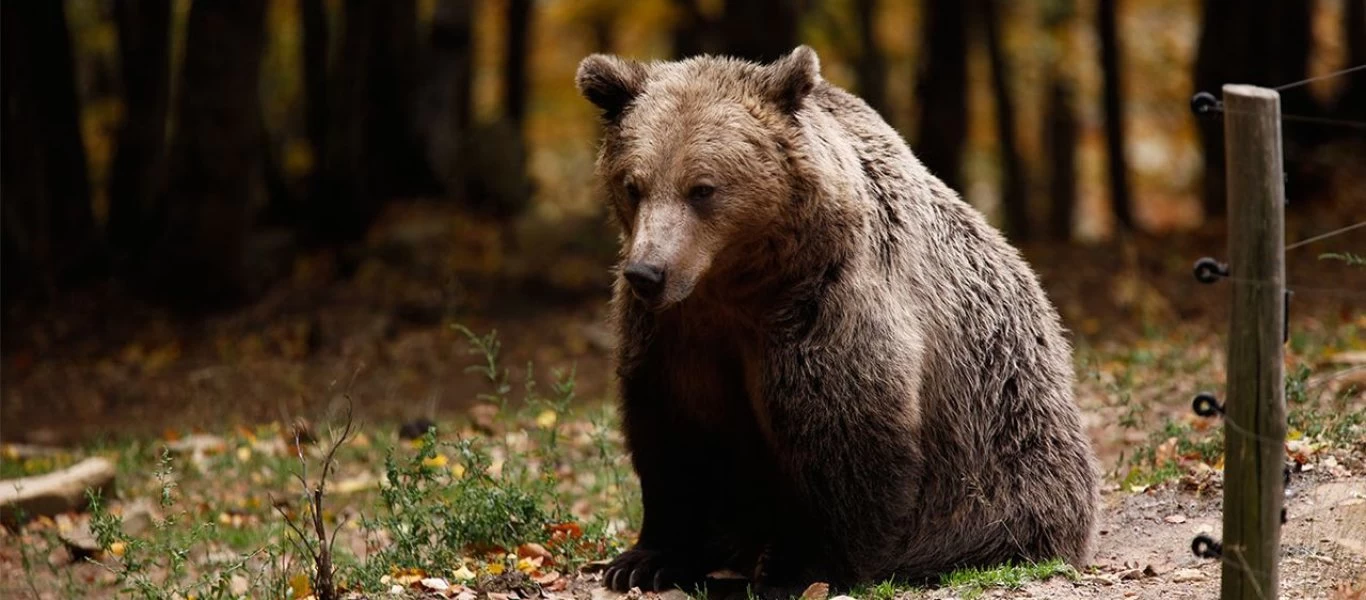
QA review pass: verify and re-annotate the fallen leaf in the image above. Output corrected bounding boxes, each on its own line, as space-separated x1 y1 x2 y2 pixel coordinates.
1117 568 1144 580
1164 514 1187 524
800 582 830 600
536 410 558 429
1080 574 1118 586
1171 568 1206 583
334 473 378 494
533 570 562 585
1155 437 1179 465
289 573 312 599
1143 562 1171 577
421 577 451 591
518 542 553 561
517 556 543 573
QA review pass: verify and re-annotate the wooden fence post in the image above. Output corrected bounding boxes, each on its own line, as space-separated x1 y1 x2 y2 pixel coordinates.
1220 84 1286 600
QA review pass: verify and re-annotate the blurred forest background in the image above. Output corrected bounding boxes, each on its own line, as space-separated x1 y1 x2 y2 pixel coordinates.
2 0 1364 442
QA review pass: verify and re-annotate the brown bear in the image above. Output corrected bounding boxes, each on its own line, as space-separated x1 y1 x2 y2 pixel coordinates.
575 46 1099 598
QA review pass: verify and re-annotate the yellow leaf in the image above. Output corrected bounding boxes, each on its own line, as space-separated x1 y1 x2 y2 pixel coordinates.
423 454 449 468
236 446 252 462
1287 429 1303 441
451 463 467 478
516 556 542 573
109 542 126 557
486 562 505 576
536 410 558 429
452 565 476 581
290 573 312 599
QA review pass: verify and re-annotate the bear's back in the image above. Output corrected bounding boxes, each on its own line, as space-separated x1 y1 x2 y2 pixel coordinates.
804 77 1087 470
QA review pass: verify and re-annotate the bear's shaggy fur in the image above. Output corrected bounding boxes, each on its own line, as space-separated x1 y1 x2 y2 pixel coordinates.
576 46 1099 597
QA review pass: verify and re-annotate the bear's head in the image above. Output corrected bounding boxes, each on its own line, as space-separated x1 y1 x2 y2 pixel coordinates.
576 46 822 309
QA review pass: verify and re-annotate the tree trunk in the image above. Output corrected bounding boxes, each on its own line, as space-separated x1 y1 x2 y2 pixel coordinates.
588 6 616 55
318 0 378 242
1192 0 1229 217
375 0 434 198
504 0 534 127
980 0 1029 240
670 0 718 58
1098 0 1133 230
854 0 887 117
1046 80 1078 240
1 3 44 299
109 0 173 264
0 0 98 298
1193 0 1317 216
316 0 432 243
913 0 968 193
722 0 800 62
161 0 269 307
301 0 328 191
420 0 475 204
1337 0 1366 121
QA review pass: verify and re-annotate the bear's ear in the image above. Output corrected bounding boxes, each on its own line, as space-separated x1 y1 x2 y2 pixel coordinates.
763 45 821 114
576 54 648 122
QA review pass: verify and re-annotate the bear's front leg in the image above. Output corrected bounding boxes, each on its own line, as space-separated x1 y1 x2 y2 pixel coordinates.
752 321 925 595
602 370 716 593
750 542 835 600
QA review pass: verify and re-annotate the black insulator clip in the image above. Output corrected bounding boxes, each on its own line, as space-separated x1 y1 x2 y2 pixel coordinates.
1192 534 1223 559
1191 92 1222 117
1194 257 1230 284
1192 392 1224 417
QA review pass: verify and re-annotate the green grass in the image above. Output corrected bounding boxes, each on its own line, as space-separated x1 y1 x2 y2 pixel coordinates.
938 559 1076 599
849 578 901 600
1112 324 1364 490
12 325 639 599
841 560 1075 600
11 319 1363 598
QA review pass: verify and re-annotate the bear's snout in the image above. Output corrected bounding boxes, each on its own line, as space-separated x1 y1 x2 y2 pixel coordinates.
623 263 667 302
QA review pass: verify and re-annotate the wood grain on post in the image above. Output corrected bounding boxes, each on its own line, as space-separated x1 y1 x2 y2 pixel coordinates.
1220 84 1286 600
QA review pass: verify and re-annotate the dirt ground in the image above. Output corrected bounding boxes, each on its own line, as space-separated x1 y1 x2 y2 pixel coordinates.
577 472 1366 600
1008 472 1366 600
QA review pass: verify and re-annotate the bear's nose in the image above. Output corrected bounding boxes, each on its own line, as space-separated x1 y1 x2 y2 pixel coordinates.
623 263 666 301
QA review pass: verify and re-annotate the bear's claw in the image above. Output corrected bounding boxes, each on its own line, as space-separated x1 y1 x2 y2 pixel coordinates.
602 548 701 593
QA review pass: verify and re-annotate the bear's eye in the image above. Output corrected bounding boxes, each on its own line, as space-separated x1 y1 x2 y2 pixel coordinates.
688 184 715 203
624 182 643 203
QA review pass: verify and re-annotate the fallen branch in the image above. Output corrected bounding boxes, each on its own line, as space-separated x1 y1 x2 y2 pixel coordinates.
1 457 116 526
